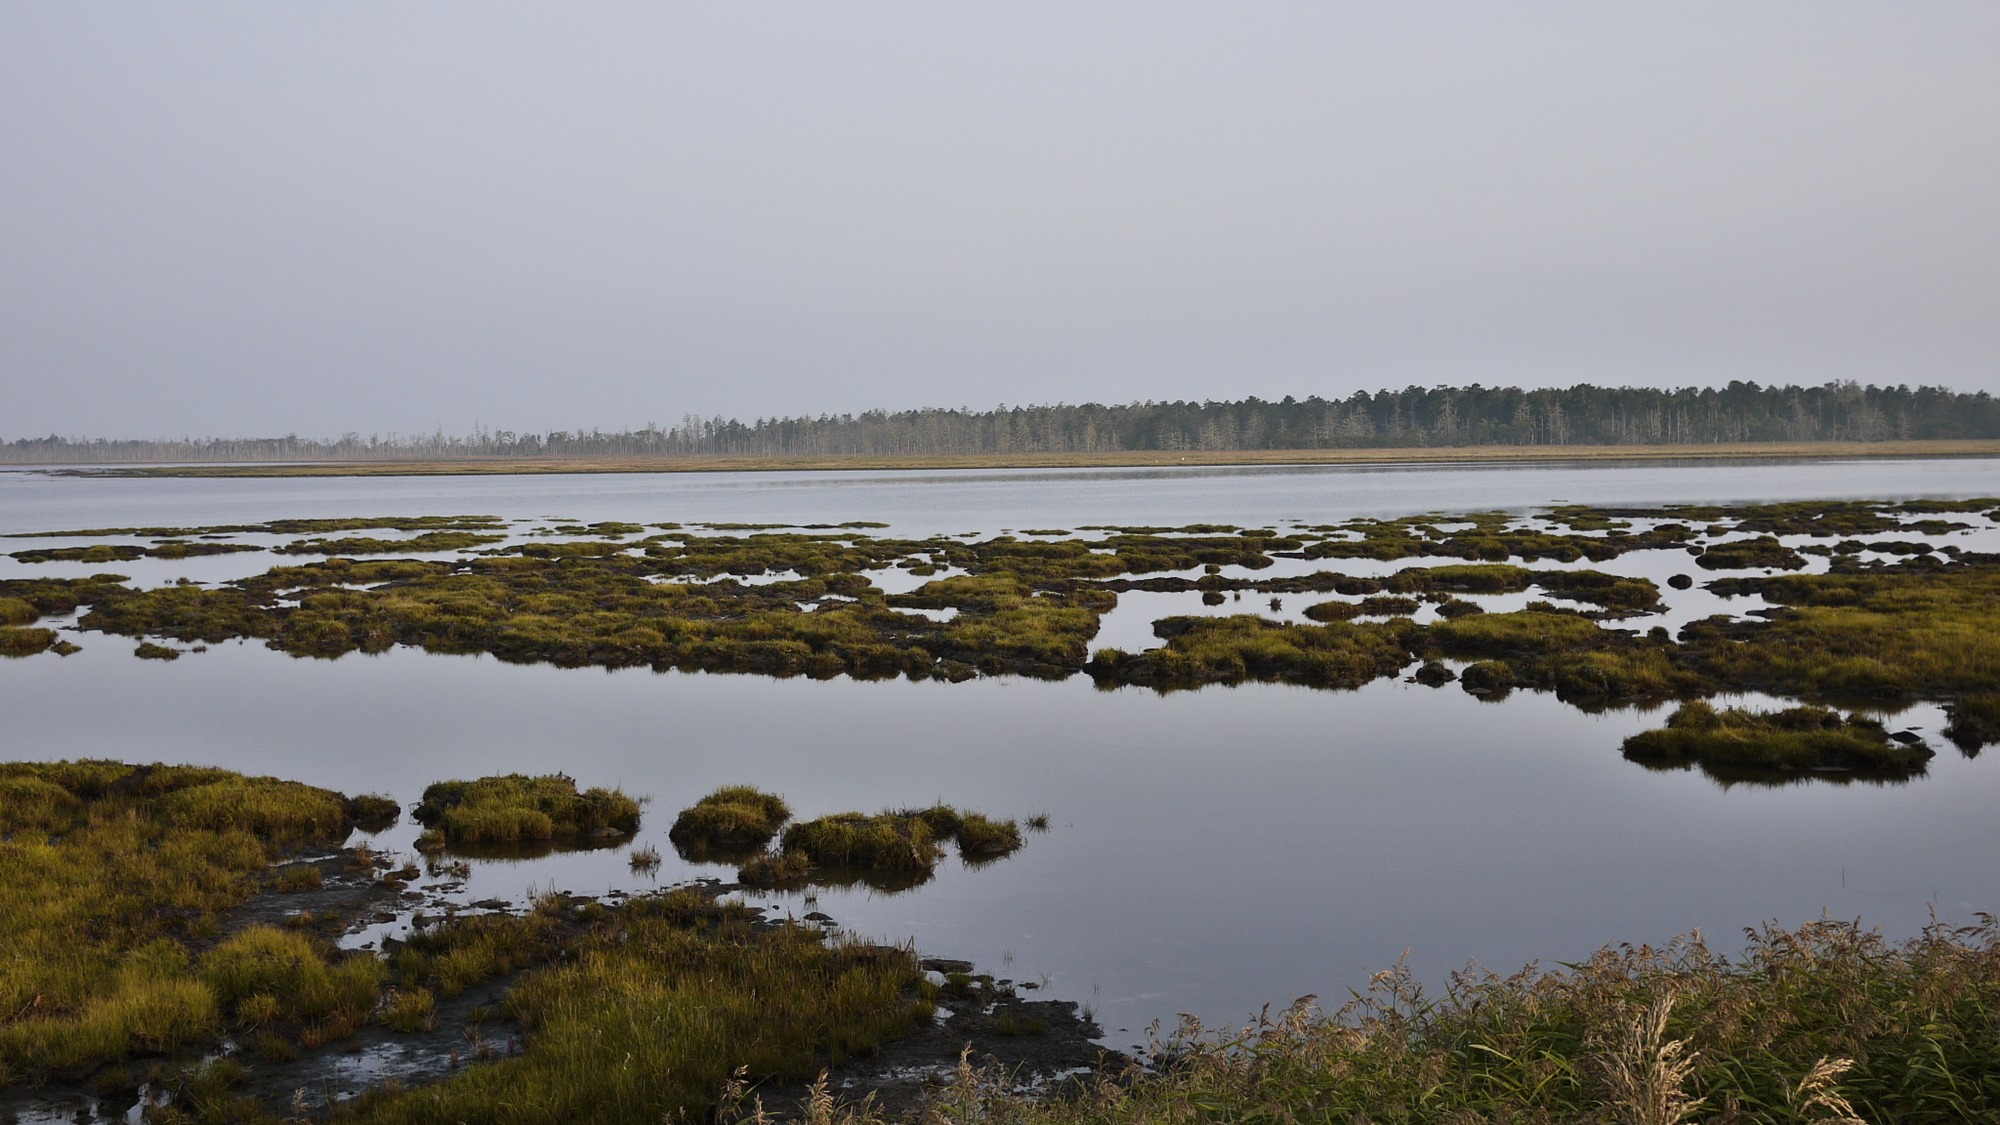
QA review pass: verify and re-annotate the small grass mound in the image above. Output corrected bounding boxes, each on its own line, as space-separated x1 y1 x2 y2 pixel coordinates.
349 793 401 831
413 774 642 844
378 987 436 1033
0 626 57 657
781 812 942 873
668 785 792 860
954 812 1025 858
1301 599 1361 622
695 798 1029 886
1622 701 1933 775
1696 535 1807 571
202 926 384 1029
736 850 813 888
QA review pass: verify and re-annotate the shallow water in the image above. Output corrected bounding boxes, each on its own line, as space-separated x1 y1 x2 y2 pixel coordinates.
5 454 2000 537
4 457 2000 1046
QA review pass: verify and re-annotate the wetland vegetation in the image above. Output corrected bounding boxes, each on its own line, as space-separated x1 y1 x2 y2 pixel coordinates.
7 497 1999 784
0 761 372 1087
0 760 1086 1124
6 484 2000 1116
960 916 2000 1125
0 756 1032 1112
1621 701 1934 777
411 774 641 846
669 785 793 860
666 790 1028 891
6 757 2000 1122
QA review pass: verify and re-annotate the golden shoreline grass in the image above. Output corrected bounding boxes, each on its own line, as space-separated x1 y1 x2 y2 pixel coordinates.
26 438 2000 478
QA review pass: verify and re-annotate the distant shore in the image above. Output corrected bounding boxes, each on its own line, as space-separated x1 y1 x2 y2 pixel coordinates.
19 438 2000 478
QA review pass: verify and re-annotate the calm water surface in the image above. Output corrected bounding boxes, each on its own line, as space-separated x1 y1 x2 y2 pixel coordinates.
4 457 1998 1043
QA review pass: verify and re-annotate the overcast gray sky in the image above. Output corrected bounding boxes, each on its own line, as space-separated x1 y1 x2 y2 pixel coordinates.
3 3 1997 438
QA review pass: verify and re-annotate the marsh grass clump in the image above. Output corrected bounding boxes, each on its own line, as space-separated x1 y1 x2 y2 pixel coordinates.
669 785 792 859
718 800 1028 885
378 987 437 1034
737 850 813 889
202 925 384 1030
1690 565 2000 702
270 864 323 892
0 761 360 1086
1412 660 1456 686
1695 535 1808 571
0 596 40 625
275 530 506 555
1300 599 1360 622
953 813 1025 858
1533 570 1664 615
412 774 641 845
1385 563 1533 594
351 890 925 1124
781 812 942 874
1622 701 1932 775
392 906 568 999
133 641 180 660
8 544 147 564
1090 616 1408 690
0 626 56 656
349 793 401 831
1459 660 1516 696
628 843 663 873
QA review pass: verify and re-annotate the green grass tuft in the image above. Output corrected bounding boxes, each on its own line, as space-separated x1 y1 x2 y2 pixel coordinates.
668 785 792 859
413 774 641 844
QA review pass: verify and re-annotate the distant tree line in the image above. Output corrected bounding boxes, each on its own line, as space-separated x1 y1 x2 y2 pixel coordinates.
6 381 1997 463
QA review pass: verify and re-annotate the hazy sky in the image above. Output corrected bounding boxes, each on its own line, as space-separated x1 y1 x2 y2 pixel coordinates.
4 4 1998 438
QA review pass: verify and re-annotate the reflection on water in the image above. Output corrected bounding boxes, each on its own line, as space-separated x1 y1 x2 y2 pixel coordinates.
434 836 630 863
5 638 1996 1041
6 455 2000 539
3 458 2000 1042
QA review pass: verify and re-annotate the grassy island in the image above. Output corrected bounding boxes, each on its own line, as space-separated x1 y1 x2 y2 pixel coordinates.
1623 701 1934 778
412 774 642 847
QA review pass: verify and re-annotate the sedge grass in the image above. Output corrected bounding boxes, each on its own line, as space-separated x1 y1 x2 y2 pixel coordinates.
413 774 641 844
349 892 925 1124
0 761 360 1086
